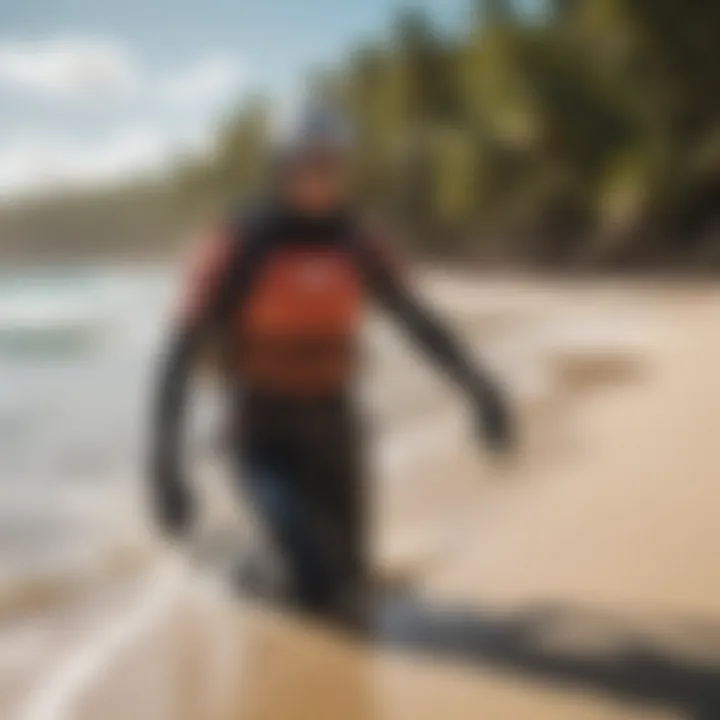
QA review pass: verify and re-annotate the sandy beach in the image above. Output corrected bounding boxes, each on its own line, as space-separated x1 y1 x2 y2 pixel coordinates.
3 275 720 720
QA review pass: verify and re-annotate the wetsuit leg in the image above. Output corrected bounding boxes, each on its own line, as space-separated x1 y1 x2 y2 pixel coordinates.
239 449 340 610
235 394 368 622
291 396 369 627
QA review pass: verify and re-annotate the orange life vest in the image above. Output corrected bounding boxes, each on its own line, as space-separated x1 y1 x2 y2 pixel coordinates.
235 246 364 395
180 214 390 396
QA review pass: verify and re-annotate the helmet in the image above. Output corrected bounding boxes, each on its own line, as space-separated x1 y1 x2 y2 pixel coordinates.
273 105 356 162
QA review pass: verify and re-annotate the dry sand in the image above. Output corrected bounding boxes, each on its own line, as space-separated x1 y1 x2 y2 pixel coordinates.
5 277 720 720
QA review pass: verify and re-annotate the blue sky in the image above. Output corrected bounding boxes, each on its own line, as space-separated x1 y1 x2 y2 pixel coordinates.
3 0 469 92
0 0 470 199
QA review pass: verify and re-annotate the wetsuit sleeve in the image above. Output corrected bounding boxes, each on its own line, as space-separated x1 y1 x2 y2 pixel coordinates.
151 226 238 483
359 232 498 399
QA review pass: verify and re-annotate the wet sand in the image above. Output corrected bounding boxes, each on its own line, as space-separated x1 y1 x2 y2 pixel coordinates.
6 276 720 720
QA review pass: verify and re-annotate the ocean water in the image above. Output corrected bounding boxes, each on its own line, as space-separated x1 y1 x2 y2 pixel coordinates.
0 268 177 589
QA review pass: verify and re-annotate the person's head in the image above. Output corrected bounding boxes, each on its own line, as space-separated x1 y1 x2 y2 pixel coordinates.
274 106 355 215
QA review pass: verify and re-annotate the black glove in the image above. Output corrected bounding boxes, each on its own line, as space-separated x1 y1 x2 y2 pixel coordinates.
473 380 515 455
149 454 195 538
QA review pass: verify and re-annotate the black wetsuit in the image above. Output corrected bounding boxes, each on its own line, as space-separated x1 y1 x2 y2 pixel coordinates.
151 203 510 619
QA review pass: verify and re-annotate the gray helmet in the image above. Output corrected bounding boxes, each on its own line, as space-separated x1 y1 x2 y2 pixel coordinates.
273 105 356 161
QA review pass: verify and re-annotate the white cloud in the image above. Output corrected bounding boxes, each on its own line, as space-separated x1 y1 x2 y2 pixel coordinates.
0 125 215 200
0 39 138 100
0 40 244 109
162 55 242 108
0 37 246 200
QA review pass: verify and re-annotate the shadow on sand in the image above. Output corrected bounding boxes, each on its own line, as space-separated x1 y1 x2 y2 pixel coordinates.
373 595 720 720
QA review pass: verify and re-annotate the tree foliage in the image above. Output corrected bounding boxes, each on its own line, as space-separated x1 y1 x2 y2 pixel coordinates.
186 0 720 267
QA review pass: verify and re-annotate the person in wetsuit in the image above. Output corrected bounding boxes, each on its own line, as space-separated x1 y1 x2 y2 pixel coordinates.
150 107 514 623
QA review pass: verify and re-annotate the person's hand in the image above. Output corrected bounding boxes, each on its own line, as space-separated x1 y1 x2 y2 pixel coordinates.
150 455 195 538
473 381 516 457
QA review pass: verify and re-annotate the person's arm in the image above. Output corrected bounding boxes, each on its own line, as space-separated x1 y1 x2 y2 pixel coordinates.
150 226 237 536
360 234 514 452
